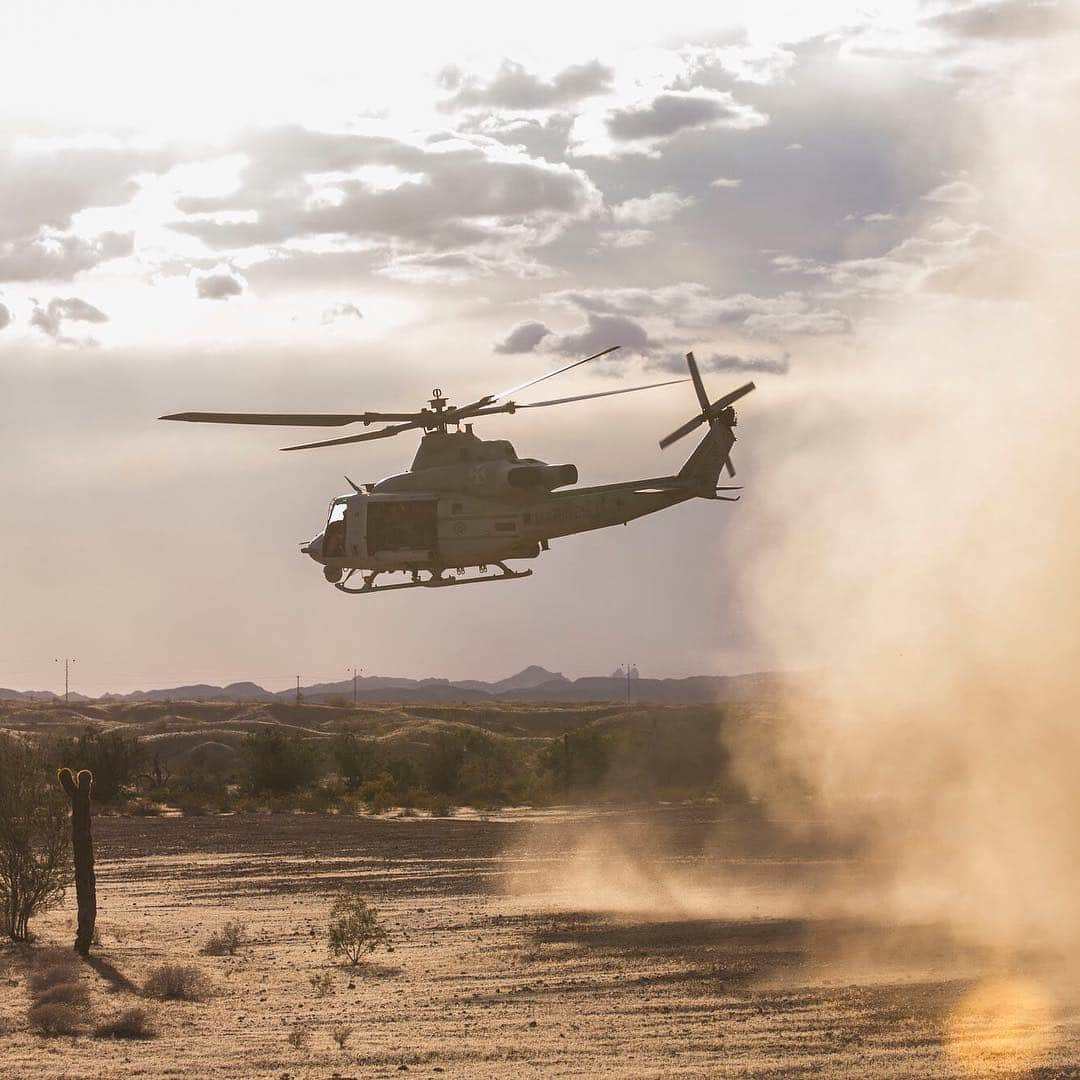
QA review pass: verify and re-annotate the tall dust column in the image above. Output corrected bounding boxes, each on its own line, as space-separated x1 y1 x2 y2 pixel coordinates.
726 34 1080 952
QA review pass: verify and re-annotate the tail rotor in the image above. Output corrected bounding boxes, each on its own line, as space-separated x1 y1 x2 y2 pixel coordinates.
659 352 754 477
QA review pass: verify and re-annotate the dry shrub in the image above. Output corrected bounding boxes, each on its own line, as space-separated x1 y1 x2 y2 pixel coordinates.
28 1002 82 1036
309 970 334 997
143 963 211 1001
202 919 247 956
286 1021 311 1049
94 1007 155 1039
35 980 89 1008
29 959 78 995
332 1023 353 1050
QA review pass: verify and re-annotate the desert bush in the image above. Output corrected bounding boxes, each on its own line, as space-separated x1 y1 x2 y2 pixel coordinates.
49 727 145 804
202 919 247 956
28 1002 82 1036
538 728 611 792
309 969 334 997
143 963 211 1001
29 958 79 994
0 735 72 940
428 794 456 817
327 892 388 966
94 1007 155 1039
330 732 383 791
243 728 324 793
35 980 90 1008
331 1023 353 1050
286 1021 311 1049
357 772 398 814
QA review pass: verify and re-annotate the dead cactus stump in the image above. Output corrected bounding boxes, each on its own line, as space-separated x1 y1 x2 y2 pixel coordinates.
58 768 97 956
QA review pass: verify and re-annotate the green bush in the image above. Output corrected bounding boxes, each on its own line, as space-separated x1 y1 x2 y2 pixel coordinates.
330 732 383 791
0 736 72 941
327 892 388 965
243 728 324 793
49 727 144 804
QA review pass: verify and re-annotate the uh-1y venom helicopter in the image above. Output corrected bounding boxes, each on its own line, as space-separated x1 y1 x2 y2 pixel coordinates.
160 347 754 594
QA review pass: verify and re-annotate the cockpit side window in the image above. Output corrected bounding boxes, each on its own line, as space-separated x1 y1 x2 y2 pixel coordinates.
324 500 348 557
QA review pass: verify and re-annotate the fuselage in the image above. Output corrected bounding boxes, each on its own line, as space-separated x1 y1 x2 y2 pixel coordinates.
300 428 689 575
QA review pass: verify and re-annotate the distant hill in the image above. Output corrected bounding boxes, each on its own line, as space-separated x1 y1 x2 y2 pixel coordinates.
0 667 783 705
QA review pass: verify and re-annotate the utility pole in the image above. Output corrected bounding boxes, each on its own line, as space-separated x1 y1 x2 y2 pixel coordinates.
55 657 76 704
295 675 301 706
348 666 361 705
626 661 632 704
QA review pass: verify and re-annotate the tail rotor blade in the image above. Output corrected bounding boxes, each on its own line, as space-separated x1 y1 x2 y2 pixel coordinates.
686 352 710 412
659 413 705 450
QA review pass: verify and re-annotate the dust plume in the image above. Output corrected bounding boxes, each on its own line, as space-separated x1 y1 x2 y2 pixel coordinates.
727 32 1080 954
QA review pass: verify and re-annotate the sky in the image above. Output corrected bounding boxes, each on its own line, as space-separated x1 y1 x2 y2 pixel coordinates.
0 0 1072 693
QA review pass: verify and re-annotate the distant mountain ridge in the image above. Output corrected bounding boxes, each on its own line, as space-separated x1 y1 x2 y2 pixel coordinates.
0 666 778 706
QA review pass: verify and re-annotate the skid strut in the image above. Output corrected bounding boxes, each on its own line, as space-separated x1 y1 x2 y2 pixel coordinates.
334 562 532 595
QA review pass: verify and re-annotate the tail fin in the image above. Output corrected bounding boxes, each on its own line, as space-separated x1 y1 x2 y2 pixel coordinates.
661 352 754 493
678 419 737 493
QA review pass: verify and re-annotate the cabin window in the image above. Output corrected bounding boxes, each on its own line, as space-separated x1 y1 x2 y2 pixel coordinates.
452 502 463 514
523 512 532 525
367 500 438 553
494 520 517 533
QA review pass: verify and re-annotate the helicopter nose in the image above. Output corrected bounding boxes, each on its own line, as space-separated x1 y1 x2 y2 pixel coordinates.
300 532 324 559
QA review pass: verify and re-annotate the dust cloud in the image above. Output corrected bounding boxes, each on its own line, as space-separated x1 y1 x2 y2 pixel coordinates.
504 35 1080 967
726 36 1080 956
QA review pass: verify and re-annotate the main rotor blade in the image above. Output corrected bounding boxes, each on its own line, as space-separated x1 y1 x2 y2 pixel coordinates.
280 421 422 451
160 411 422 426
658 413 705 450
516 377 689 410
686 352 710 413
709 381 756 415
450 345 624 421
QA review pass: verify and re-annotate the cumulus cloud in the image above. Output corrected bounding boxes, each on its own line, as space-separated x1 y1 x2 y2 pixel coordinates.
569 88 767 158
439 59 613 111
606 89 766 141
170 125 601 281
29 296 108 343
654 350 791 375
321 301 363 324
0 302 10 331
195 271 243 300
0 229 133 282
494 320 552 354
0 140 171 246
545 311 662 357
710 176 742 189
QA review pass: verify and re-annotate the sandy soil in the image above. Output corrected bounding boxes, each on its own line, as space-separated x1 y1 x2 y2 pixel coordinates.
2 806 1078 1079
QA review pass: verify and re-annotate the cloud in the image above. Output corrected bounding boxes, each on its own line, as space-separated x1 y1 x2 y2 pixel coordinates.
924 0 1069 40
610 191 694 226
0 229 133 282
195 271 243 300
710 177 742 189
0 302 10 331
321 301 363 324
545 283 851 337
171 125 601 280
923 179 982 204
545 311 662 357
654 350 791 375
0 139 171 246
494 320 552 354
439 59 614 111
29 296 108 343
606 89 766 142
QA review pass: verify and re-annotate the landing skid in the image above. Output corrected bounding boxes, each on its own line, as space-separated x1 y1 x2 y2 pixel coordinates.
334 562 533 595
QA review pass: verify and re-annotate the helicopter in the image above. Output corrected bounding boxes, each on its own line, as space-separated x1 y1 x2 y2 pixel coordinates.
160 347 754 594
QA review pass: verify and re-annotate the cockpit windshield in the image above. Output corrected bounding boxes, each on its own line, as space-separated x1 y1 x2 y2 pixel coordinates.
324 500 348 557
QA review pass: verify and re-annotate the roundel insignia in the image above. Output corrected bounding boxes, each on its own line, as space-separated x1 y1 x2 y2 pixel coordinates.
453 521 466 536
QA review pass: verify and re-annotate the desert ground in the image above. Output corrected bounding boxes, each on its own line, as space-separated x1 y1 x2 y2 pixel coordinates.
3 804 1079 1079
